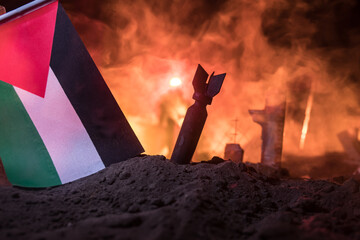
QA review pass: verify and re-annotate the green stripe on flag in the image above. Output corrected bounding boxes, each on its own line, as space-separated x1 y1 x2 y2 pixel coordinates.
0 81 61 187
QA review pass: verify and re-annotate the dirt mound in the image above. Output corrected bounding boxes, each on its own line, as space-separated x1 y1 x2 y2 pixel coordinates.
1 155 360 239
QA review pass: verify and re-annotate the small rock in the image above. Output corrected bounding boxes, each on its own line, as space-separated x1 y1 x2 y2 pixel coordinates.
120 203 131 212
128 204 140 213
291 197 323 213
136 198 146 204
238 162 248 172
341 178 359 193
151 198 164 207
106 177 116 185
201 156 225 164
258 222 298 239
332 176 346 184
119 172 131 180
11 193 20 199
72 198 81 204
163 196 175 205
51 216 61 223
107 216 143 228
71 190 79 195
90 208 98 213
322 185 335 193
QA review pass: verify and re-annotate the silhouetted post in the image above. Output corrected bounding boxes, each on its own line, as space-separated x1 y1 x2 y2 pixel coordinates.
170 64 226 164
0 6 9 185
224 143 244 163
224 118 244 163
249 100 286 167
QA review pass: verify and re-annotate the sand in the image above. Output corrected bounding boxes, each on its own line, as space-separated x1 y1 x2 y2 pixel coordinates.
1 155 360 240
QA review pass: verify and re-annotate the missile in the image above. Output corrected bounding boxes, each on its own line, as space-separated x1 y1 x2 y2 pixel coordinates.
170 64 226 164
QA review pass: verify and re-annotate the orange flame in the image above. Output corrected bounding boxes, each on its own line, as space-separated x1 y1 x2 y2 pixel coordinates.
299 91 314 150
65 0 360 163
169 77 182 87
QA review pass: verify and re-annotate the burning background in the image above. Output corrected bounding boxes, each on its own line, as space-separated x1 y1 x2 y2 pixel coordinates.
61 0 360 176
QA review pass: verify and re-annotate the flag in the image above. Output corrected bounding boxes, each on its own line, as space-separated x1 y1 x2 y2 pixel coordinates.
0 0 144 187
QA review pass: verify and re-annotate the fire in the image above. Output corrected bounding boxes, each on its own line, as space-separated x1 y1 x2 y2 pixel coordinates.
299 91 314 150
169 77 182 87
64 0 360 164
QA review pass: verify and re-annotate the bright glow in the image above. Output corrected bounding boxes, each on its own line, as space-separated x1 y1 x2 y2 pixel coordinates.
299 92 314 149
169 77 182 87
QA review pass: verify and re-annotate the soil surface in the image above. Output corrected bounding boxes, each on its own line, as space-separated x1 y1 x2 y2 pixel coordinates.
1 155 360 240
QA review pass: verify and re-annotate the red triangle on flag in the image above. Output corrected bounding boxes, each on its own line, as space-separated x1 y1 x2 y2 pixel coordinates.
0 1 58 98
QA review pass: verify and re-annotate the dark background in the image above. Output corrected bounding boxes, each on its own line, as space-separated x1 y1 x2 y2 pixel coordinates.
0 0 34 12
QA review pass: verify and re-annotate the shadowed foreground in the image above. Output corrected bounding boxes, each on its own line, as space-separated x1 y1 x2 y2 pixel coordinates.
1 155 360 239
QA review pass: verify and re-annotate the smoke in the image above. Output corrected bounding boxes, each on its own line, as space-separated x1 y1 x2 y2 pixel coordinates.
61 0 360 163
262 0 360 88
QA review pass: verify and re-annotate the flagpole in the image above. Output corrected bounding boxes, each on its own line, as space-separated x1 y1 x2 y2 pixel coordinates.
0 0 55 24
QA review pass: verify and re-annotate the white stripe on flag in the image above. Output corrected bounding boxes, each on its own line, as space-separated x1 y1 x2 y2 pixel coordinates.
15 67 105 184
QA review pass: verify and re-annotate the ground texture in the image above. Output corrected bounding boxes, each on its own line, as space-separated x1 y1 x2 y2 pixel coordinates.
1 155 360 240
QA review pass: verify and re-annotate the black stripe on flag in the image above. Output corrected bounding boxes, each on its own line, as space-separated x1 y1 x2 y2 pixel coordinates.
50 4 144 167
